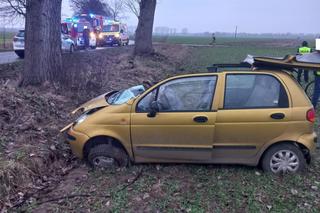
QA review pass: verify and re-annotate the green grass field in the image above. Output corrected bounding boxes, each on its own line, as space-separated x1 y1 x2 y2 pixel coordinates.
154 35 312 72
0 31 15 51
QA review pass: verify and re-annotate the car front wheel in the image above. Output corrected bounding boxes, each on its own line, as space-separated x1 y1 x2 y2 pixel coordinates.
87 144 129 169
70 44 75 53
261 143 306 174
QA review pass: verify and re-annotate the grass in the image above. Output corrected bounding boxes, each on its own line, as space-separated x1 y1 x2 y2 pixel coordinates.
154 35 317 72
21 159 320 212
0 31 15 51
182 45 296 71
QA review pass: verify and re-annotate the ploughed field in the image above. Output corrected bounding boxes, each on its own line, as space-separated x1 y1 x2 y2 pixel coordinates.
0 37 319 212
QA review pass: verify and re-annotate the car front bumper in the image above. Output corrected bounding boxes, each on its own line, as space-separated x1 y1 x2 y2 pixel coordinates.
66 126 89 159
99 36 119 45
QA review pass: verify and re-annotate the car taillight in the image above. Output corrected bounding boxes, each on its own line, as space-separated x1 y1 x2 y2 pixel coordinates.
13 37 18 42
307 108 316 123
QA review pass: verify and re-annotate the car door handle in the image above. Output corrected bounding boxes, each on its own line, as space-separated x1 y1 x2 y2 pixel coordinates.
270 113 285 120
193 116 208 123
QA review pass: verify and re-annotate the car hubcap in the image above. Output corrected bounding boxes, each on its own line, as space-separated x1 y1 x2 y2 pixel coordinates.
92 156 116 168
270 150 299 173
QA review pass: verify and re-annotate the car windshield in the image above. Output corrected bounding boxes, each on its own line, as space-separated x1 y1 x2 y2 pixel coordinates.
107 85 145 105
103 24 119 32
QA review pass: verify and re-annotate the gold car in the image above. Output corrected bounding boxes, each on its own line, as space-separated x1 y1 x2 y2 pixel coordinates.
62 67 317 174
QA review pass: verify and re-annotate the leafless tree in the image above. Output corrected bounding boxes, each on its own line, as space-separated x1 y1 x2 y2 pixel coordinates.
22 0 63 85
105 0 125 21
134 0 156 55
124 0 140 18
70 0 111 16
0 0 26 18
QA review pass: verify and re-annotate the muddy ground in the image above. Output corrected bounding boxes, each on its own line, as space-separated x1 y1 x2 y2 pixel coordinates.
0 44 190 211
0 42 320 212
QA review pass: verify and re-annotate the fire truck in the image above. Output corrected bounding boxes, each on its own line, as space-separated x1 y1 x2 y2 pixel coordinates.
62 14 108 49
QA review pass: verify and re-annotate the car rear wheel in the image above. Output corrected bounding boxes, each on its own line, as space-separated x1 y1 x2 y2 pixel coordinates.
15 50 24 58
87 144 129 169
261 143 306 174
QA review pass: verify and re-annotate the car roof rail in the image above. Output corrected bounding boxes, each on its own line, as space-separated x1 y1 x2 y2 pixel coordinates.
207 62 252 72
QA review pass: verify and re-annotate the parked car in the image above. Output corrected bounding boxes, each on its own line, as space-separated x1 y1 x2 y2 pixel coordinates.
12 30 25 58
12 30 76 58
61 61 318 174
61 34 75 53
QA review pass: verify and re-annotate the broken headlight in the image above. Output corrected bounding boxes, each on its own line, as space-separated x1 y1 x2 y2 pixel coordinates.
75 113 88 125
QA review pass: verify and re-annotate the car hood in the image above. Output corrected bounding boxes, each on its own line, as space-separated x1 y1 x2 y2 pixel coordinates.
71 91 117 114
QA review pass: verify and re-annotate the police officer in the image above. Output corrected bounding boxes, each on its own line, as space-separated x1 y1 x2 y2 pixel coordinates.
297 41 312 83
311 39 320 109
312 70 320 109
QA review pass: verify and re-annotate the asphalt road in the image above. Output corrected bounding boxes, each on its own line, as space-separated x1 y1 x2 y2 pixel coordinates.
0 40 135 65
0 51 22 64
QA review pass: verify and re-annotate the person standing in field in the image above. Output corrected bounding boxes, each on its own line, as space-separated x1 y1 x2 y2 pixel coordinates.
297 41 312 83
210 33 216 45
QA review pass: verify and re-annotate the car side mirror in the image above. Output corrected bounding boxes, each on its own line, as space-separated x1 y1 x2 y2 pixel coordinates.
147 101 159 118
120 29 124 34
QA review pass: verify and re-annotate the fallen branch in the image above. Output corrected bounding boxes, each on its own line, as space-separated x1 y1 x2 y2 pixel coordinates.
34 168 143 206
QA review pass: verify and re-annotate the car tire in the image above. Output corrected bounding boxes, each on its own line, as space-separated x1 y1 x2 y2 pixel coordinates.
87 144 129 169
261 143 306 174
15 50 24 59
90 46 97 50
70 44 75 53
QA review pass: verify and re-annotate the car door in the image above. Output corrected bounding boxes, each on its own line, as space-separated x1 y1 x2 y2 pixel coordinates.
61 34 69 51
131 75 219 162
214 73 291 162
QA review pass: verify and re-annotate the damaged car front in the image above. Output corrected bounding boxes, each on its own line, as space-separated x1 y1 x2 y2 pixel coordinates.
61 85 146 159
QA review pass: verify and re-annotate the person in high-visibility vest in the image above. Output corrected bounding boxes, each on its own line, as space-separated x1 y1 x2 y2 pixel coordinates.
297 41 312 83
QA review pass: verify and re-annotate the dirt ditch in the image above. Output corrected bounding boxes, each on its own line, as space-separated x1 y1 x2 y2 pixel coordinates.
0 44 190 211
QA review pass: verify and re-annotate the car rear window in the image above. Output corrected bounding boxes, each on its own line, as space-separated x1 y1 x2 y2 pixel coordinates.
224 74 289 109
16 31 25 38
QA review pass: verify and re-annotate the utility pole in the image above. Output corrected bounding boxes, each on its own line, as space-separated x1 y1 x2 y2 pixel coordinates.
234 25 238 39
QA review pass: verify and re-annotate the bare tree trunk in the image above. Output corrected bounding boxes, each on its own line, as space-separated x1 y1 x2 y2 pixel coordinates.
134 0 156 56
23 0 63 86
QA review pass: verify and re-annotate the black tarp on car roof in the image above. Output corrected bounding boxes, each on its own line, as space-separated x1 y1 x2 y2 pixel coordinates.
244 52 320 70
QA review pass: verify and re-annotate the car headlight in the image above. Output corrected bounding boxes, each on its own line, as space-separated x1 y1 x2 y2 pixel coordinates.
115 33 120 38
90 32 96 39
99 34 103 39
75 114 88 125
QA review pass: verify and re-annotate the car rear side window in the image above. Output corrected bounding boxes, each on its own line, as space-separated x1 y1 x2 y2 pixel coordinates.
224 74 289 109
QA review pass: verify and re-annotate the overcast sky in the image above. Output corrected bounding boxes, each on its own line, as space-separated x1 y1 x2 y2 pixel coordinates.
62 0 319 34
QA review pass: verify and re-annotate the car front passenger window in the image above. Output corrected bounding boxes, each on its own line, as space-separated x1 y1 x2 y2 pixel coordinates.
157 76 217 112
136 90 157 112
